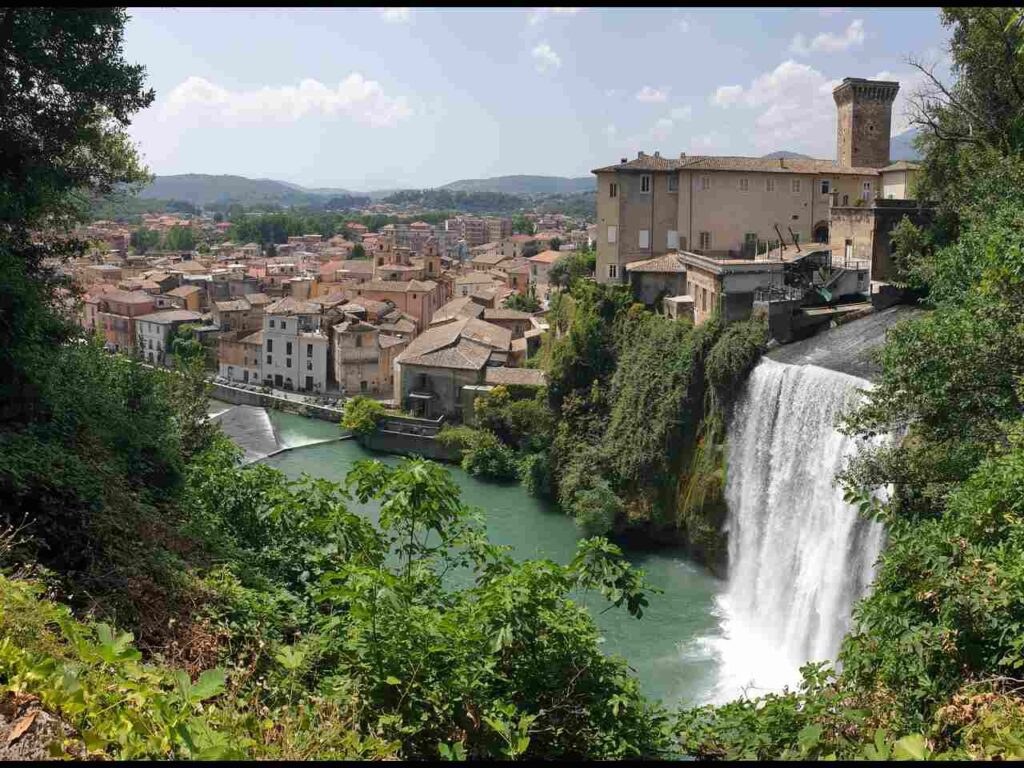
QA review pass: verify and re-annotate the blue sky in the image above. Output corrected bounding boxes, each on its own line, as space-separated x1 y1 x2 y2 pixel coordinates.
124 7 950 191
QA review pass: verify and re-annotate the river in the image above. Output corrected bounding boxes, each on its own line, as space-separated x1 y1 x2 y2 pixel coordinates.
257 408 729 709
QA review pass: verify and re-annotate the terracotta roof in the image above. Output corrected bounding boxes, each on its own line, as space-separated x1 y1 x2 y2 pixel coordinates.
528 250 562 264
455 272 500 286
265 297 323 315
245 292 272 306
397 317 511 370
167 285 202 297
214 298 251 312
471 251 510 266
483 308 533 321
592 151 882 176
432 296 484 325
135 309 202 324
484 367 547 387
356 279 438 293
101 289 155 305
625 253 688 274
379 334 409 350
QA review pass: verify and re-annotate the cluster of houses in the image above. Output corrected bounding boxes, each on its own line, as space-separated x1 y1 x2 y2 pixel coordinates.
71 224 558 421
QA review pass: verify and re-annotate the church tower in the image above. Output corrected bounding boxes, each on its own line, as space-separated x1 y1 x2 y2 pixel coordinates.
833 77 899 168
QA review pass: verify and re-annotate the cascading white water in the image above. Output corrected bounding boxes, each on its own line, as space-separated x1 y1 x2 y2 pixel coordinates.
709 358 886 700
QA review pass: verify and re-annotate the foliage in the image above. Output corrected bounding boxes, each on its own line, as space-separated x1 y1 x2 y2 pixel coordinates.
340 396 385 438
382 188 527 214
350 243 366 260
129 226 161 254
511 214 534 235
438 426 519 481
548 247 596 289
503 289 541 313
163 224 195 251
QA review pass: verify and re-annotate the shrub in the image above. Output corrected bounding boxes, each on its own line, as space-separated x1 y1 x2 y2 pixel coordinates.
340 396 385 438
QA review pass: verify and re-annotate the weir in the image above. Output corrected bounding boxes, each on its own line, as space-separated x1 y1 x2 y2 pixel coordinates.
713 357 886 697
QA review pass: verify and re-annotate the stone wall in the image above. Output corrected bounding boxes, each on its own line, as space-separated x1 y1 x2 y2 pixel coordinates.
210 382 344 423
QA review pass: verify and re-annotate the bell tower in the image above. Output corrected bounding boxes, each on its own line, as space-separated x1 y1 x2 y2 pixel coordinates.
833 77 899 168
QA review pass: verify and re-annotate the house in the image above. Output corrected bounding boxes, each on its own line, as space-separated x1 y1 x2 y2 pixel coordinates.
331 319 409 396
218 329 263 384
261 297 330 392
680 251 786 326
454 272 500 298
431 296 485 327
347 279 446 331
165 284 204 311
527 250 562 293
481 308 534 339
96 289 156 351
593 77 902 284
624 252 688 306
135 309 203 366
394 317 513 420
211 297 263 333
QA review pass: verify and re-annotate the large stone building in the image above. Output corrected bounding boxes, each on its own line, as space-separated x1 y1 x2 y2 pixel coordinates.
593 76 914 286
261 297 330 392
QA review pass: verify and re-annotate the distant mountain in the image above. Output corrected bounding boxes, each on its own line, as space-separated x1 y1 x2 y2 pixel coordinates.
137 174 365 208
440 175 595 196
761 151 814 160
889 128 922 161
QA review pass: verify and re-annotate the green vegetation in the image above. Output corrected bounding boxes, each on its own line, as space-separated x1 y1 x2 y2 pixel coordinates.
0 9 670 759
503 288 541 313
548 247 596 289
340 396 386 438
677 7 1024 759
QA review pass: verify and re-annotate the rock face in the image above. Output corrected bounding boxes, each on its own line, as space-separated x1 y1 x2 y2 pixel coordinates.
0 692 84 760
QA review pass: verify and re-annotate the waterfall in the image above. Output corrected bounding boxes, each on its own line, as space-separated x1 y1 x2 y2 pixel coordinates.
710 358 886 700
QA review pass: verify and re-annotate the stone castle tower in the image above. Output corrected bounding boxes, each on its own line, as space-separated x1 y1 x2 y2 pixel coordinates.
832 77 899 168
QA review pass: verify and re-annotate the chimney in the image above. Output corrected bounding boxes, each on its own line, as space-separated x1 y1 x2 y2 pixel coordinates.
638 151 645 159
679 152 687 159
654 151 661 158
620 158 627 164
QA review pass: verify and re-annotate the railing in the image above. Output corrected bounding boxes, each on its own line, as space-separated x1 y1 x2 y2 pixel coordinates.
754 285 805 303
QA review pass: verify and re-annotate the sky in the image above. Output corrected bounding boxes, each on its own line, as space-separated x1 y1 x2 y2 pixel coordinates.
123 7 952 191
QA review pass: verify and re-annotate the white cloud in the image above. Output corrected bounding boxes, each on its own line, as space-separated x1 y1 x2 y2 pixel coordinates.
790 18 865 56
677 18 690 33
636 85 670 103
161 74 413 127
377 7 411 23
707 60 839 154
712 85 744 107
531 42 562 73
528 7 582 25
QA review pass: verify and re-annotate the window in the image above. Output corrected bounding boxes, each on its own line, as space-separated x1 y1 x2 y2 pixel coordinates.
766 178 776 192
608 264 618 279
307 360 313 371
843 194 850 205
701 176 710 191
739 178 749 192
607 225 617 244
266 355 272 365
699 231 711 250
668 175 678 192
609 182 618 198
639 229 650 249
667 229 679 250
286 341 292 355
355 335 362 348
280 321 286 331
267 339 273 352
792 179 801 193
680 235 687 251
640 175 651 193
269 318 275 328
862 181 872 200
820 179 831 195
286 358 292 368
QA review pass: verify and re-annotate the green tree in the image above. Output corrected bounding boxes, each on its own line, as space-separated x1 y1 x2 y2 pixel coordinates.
130 226 160 254
341 396 385 438
503 289 541 312
350 243 366 260
512 214 534 235
164 224 196 251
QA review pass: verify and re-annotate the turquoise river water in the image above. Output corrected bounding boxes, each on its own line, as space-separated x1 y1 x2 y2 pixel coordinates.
256 408 730 709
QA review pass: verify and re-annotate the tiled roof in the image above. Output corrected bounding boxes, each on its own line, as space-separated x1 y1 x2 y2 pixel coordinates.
214 298 251 312
528 250 562 264
881 160 921 172
484 367 547 387
135 309 202 324
265 297 323 315
483 308 533 321
245 292 272 306
397 317 511 370
432 297 484 325
167 285 202 297
592 151 882 176
356 279 438 293
379 334 409 350
625 253 688 274
455 272 499 286
101 289 155 305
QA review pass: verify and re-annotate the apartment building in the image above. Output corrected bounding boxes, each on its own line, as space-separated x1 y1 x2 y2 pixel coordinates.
261 297 330 392
136 309 203 366
593 77 902 284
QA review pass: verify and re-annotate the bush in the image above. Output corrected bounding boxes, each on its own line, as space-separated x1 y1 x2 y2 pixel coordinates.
438 426 519 480
340 396 385 438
